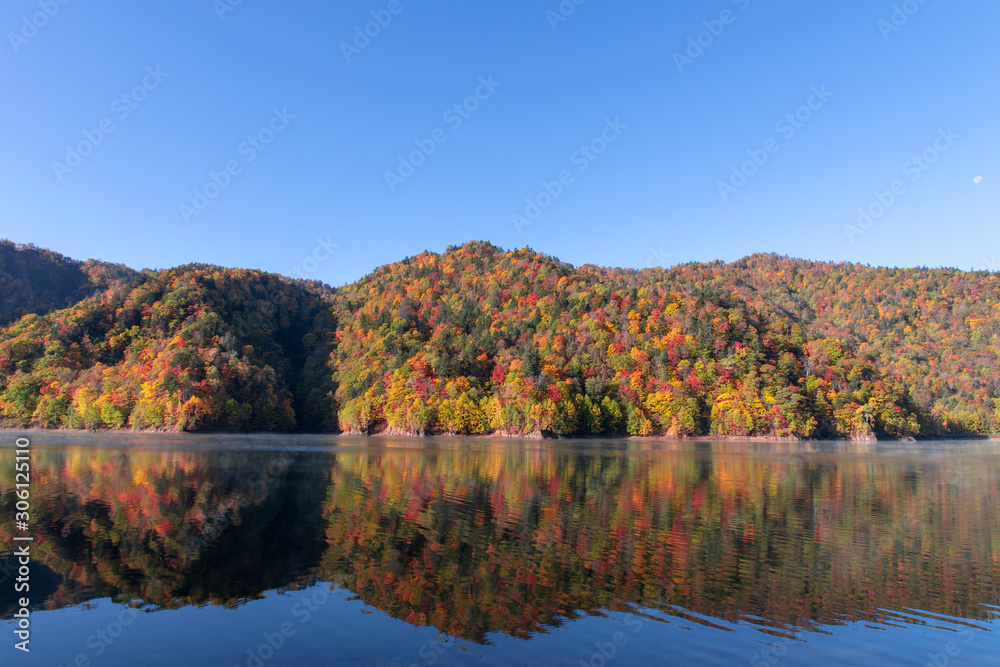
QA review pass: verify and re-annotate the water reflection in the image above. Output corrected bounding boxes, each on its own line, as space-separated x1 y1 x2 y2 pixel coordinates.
1 439 998 643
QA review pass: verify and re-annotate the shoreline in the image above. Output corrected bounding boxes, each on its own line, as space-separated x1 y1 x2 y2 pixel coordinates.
0 426 994 444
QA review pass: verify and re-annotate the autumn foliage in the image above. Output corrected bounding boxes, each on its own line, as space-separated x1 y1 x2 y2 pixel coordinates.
1 240 998 438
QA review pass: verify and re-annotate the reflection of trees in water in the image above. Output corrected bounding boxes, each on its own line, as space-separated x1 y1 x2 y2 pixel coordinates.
1 445 998 643
318 448 1000 641
0 448 332 612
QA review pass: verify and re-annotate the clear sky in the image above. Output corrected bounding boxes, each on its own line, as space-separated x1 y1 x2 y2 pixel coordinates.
1 0 997 286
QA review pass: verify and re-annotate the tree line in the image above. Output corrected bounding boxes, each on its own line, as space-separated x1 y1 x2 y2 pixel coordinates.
1 240 998 438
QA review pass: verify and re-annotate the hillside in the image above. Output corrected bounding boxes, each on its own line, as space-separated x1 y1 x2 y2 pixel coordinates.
1 241 998 438
0 240 136 325
0 264 336 432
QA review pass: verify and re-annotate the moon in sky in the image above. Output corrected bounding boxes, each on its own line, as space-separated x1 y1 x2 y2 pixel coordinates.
974 176 983 184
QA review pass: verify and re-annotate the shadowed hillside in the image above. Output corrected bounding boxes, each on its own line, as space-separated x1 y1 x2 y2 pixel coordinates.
0 239 137 326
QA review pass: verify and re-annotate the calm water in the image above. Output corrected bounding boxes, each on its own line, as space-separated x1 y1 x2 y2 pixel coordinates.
1 434 999 666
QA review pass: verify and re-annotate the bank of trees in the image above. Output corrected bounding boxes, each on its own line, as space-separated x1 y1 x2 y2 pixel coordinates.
0 264 335 431
1 240 998 438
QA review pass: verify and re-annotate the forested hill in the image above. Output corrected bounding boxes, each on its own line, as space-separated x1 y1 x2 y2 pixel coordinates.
1 240 998 439
0 240 136 325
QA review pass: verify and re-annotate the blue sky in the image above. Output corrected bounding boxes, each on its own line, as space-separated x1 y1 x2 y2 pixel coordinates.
1 0 997 286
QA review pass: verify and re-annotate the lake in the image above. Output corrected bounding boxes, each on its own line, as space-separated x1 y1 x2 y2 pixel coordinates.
1 433 998 666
